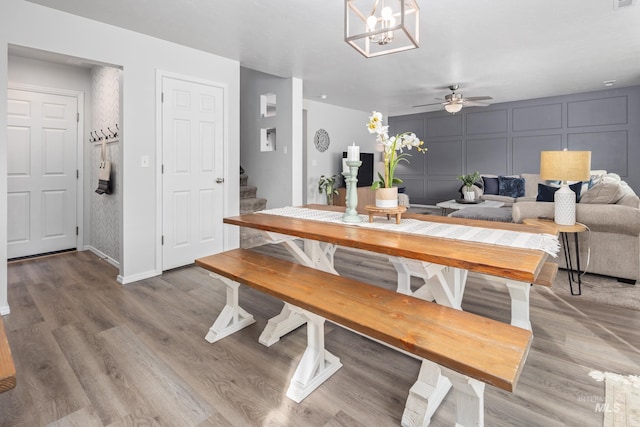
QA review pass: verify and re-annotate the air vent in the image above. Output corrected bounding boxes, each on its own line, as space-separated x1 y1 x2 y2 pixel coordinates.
614 0 635 9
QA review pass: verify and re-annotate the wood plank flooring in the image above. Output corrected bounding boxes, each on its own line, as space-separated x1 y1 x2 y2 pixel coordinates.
1 246 639 426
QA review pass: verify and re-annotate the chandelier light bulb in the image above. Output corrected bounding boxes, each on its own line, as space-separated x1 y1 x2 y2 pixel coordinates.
366 15 377 30
381 6 393 20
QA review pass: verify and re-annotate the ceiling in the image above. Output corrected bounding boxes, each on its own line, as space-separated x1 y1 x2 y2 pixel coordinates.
23 0 640 116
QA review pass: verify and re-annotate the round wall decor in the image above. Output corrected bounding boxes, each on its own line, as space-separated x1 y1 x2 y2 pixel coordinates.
314 129 330 152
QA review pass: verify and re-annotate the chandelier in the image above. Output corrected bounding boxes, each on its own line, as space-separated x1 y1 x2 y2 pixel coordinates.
345 0 420 58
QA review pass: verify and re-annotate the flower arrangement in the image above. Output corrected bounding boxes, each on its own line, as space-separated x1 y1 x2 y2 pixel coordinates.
367 111 426 190
318 174 340 205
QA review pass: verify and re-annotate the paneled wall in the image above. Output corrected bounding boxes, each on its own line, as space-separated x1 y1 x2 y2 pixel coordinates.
389 86 640 205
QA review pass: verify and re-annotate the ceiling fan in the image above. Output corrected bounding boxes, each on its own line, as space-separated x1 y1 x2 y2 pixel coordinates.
413 85 493 114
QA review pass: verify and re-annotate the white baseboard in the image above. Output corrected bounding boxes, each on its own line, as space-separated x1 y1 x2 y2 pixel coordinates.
117 270 160 285
84 245 120 269
0 306 10 316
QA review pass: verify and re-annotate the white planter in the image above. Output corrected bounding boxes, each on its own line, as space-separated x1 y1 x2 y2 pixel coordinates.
375 187 398 208
464 191 475 201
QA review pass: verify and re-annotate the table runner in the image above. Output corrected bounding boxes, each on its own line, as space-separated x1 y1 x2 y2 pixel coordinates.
259 207 559 257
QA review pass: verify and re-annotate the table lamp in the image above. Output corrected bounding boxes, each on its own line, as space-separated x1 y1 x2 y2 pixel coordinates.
540 150 591 225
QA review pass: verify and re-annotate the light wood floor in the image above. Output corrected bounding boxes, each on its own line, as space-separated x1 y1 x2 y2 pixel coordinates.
1 246 639 426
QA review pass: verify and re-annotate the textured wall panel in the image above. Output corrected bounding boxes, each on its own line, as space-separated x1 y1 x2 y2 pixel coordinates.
512 135 562 173
90 66 121 262
466 138 508 174
427 179 461 204
426 140 463 177
425 115 462 138
512 103 562 131
568 96 627 127
466 109 507 135
568 131 628 175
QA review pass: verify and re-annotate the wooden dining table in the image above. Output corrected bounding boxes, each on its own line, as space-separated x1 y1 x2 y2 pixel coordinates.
224 204 558 339
221 204 556 426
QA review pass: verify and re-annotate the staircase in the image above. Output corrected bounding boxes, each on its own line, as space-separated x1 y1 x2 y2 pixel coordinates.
239 173 267 248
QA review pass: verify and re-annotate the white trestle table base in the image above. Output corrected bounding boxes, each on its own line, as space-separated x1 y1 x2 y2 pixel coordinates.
205 270 488 427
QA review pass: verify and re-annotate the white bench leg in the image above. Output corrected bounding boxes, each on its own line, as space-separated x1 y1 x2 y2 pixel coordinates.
286 309 342 403
259 303 307 347
205 274 256 343
441 366 485 427
402 360 452 427
505 279 532 331
259 234 339 347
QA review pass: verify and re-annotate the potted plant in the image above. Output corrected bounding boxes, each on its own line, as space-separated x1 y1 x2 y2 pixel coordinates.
458 171 481 201
367 111 426 208
318 174 340 205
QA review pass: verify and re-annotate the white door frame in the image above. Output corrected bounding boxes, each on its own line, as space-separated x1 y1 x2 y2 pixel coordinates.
7 82 84 255
155 70 229 274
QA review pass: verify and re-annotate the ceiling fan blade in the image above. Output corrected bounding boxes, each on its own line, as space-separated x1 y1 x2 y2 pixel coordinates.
412 101 445 108
464 96 493 102
463 100 490 107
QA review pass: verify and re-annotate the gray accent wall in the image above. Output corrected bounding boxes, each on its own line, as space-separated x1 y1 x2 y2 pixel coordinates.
389 86 640 205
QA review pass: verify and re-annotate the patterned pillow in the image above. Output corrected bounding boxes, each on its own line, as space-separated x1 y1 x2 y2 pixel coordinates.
498 176 525 198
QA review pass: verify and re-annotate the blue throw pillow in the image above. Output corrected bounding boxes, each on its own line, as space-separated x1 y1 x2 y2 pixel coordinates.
498 176 525 198
536 182 583 202
482 176 499 195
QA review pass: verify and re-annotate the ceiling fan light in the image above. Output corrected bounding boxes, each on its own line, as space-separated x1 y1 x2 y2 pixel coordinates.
444 103 463 114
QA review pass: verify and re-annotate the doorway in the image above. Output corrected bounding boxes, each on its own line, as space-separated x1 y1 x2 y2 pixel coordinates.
7 84 81 259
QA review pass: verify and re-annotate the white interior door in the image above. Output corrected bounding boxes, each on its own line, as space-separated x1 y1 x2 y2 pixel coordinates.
162 77 225 270
7 88 78 258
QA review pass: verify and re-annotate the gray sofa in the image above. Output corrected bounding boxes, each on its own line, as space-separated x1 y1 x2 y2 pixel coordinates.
510 173 640 283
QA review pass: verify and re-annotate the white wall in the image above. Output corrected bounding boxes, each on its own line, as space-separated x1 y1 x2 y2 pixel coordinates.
303 100 373 204
0 0 240 313
240 67 303 208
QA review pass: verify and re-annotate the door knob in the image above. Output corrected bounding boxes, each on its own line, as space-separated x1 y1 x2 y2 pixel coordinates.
216 178 224 184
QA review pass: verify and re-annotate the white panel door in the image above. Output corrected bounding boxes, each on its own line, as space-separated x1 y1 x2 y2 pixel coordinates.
7 88 78 258
162 77 224 270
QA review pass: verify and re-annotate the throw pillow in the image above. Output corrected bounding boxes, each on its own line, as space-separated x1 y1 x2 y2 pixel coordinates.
482 176 499 195
580 182 626 204
536 182 582 202
498 176 525 198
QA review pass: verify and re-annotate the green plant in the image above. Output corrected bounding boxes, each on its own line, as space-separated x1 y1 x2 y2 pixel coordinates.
367 111 427 190
318 174 340 205
458 171 481 190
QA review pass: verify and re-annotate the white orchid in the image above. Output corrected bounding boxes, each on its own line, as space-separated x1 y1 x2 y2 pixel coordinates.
366 111 426 189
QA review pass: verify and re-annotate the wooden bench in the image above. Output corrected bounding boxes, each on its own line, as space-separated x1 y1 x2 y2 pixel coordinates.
0 316 16 394
196 249 532 427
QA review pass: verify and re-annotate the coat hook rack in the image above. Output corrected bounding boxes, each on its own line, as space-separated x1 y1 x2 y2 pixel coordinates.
89 124 119 144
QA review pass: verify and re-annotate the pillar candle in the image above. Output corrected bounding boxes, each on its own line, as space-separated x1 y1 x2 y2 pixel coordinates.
347 143 359 161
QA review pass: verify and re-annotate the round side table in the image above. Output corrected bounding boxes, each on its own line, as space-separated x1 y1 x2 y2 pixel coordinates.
523 218 588 295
